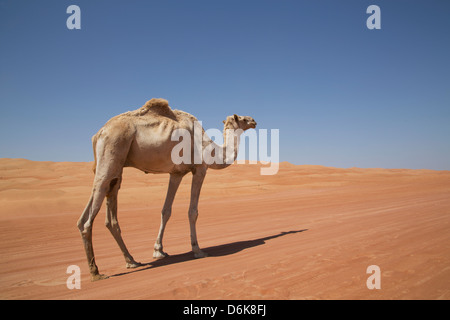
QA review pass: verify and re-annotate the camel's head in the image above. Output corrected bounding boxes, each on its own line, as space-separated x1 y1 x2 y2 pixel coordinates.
223 114 257 131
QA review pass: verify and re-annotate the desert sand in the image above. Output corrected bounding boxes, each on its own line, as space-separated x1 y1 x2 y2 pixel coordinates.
0 158 449 300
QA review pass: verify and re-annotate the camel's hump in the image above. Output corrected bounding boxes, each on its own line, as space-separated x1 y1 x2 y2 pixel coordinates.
143 98 169 110
139 98 175 118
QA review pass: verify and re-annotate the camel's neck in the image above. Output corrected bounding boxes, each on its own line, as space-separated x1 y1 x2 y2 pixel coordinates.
207 123 243 170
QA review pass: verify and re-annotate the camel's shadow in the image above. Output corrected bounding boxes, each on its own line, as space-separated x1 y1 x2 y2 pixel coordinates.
109 229 307 279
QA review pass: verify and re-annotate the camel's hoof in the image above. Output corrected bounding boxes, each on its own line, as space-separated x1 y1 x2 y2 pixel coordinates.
91 273 108 281
126 261 143 269
153 250 169 259
194 251 209 259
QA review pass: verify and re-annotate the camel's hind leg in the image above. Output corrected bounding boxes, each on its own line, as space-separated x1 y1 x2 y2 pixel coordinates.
153 173 184 259
77 177 111 281
77 132 132 280
105 176 142 269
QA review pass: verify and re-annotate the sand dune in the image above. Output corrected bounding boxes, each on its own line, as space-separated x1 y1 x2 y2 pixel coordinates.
0 158 449 299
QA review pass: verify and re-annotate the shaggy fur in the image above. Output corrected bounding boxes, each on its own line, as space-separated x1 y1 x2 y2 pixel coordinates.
138 98 175 118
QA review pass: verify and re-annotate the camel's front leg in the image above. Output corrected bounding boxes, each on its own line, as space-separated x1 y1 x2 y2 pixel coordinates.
153 173 183 259
189 167 208 258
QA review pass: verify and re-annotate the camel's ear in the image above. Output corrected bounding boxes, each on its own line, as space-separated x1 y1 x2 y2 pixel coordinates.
223 120 226 124
233 114 239 122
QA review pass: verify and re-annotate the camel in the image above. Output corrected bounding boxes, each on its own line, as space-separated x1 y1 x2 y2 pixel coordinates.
77 98 257 280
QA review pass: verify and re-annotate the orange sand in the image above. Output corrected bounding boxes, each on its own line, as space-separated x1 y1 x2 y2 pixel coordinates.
0 158 449 299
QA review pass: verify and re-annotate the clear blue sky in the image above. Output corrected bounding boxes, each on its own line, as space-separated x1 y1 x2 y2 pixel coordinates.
1 0 449 169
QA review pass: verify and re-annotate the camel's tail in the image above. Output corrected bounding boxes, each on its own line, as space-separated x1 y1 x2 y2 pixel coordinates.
92 133 98 174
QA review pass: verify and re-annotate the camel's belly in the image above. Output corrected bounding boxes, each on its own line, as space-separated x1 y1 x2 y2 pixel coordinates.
125 125 194 174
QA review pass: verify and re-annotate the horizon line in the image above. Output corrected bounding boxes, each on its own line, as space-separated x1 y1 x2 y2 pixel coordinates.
1 157 448 172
